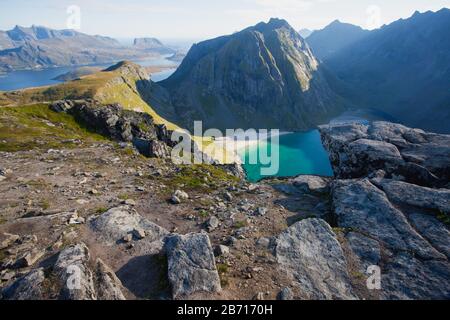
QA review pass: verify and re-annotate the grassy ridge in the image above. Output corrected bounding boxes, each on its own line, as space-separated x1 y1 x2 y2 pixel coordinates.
0 63 236 163
0 104 106 152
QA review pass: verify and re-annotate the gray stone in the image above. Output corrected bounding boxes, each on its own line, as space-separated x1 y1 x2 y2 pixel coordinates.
1 268 46 300
122 234 133 243
320 121 450 186
408 213 450 259
54 243 96 300
332 179 444 260
0 233 20 250
206 216 220 232
90 206 168 246
122 199 136 206
381 252 450 300
256 237 271 249
379 179 450 214
255 207 268 216
95 258 126 300
292 175 330 194
275 218 357 300
346 232 381 273
164 233 221 299
278 287 294 300
173 190 189 200
215 245 230 257
224 192 233 202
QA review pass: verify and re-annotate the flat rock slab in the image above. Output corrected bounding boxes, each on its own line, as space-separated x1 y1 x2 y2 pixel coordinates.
378 179 450 214
292 175 331 194
275 218 357 300
164 233 221 299
90 206 168 253
381 252 450 300
332 179 444 260
408 213 450 260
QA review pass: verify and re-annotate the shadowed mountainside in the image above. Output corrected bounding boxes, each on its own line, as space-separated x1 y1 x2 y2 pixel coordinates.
153 18 346 131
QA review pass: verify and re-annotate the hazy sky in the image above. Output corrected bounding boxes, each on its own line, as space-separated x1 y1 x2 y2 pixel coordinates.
0 0 449 40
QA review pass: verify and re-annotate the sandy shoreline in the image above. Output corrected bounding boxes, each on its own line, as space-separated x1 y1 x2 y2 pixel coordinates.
210 131 291 164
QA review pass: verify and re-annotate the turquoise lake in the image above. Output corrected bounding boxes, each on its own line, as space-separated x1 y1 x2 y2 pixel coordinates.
239 130 334 182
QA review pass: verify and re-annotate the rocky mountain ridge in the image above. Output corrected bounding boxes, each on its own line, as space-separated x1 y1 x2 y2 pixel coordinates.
154 18 344 131
315 9 450 134
0 25 172 74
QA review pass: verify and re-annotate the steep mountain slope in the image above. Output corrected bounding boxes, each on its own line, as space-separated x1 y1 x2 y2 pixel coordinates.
326 9 450 133
157 18 345 131
306 20 369 61
0 26 159 73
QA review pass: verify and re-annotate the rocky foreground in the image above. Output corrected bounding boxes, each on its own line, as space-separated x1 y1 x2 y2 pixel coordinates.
0 107 449 300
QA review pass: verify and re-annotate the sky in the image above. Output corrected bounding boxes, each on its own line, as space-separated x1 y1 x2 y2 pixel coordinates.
0 0 449 41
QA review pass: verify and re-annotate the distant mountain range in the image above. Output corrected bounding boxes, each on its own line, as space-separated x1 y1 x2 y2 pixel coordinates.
306 9 450 133
133 37 176 55
154 18 344 131
306 20 369 60
0 25 175 74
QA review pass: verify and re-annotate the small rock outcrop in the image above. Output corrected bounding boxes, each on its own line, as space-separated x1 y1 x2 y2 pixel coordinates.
2 243 126 300
95 258 126 300
90 206 168 243
54 243 96 300
275 218 357 300
50 99 174 158
164 233 221 299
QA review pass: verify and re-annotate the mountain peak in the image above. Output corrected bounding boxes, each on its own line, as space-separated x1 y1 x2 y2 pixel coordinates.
330 19 342 25
267 18 290 28
159 19 341 131
103 61 149 80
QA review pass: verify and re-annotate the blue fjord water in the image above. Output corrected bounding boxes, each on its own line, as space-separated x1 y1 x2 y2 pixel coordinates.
0 57 176 91
239 130 334 182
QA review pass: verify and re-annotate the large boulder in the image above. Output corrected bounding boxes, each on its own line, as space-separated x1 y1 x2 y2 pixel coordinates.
95 258 126 300
54 243 96 300
275 218 357 300
90 206 168 253
292 175 331 194
164 233 221 299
